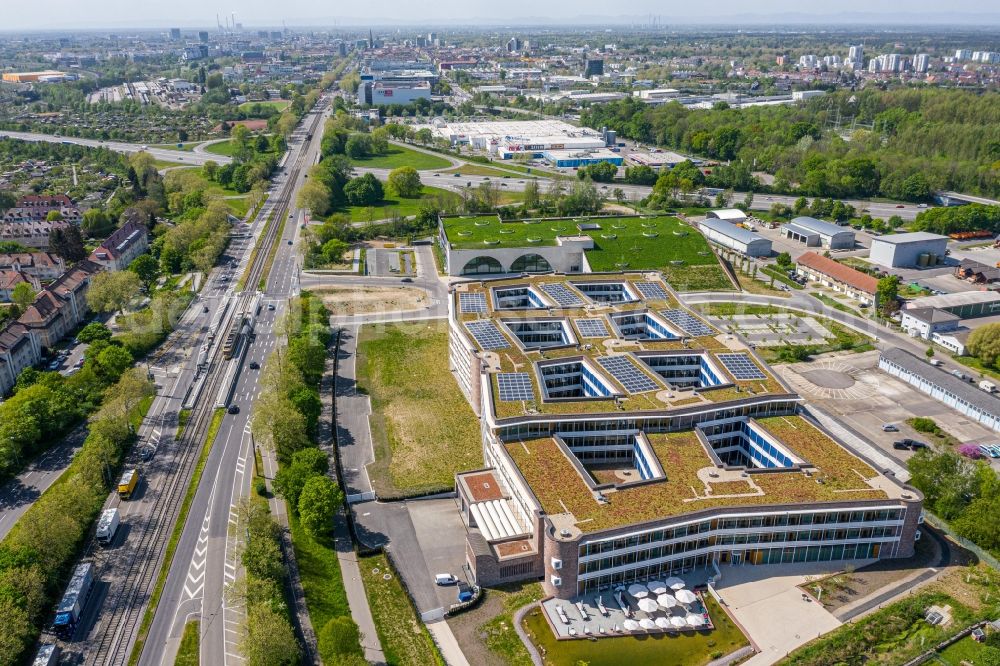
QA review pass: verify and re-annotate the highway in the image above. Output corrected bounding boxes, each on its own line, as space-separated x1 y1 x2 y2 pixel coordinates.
138 104 328 666
0 130 231 167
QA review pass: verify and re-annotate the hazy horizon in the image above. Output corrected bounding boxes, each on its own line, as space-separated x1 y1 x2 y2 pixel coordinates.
5 1 1000 31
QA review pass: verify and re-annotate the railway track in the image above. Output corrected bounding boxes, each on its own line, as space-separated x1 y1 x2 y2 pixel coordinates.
78 102 327 666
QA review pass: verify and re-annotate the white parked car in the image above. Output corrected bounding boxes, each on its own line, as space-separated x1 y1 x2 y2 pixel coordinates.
435 573 458 586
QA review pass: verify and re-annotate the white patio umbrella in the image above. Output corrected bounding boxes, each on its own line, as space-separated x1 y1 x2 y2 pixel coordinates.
676 589 698 605
647 580 668 595
686 614 706 627
665 576 686 590
669 616 686 628
637 597 658 613
656 593 678 609
627 583 649 598
639 618 657 630
655 617 672 629
623 619 640 631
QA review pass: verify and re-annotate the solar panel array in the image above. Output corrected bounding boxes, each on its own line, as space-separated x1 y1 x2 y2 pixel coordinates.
634 281 669 301
660 309 715 337
497 373 534 402
574 318 609 338
597 356 660 394
717 353 766 380
466 321 510 350
458 292 487 313
540 283 584 307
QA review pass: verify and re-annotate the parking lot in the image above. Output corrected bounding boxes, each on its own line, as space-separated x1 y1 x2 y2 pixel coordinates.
774 350 1000 470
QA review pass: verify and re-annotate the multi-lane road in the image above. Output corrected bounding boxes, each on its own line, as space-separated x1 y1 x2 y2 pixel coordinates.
0 130 231 167
138 104 328 666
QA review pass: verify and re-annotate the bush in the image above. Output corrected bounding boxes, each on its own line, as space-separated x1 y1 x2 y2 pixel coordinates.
318 616 364 662
911 417 938 433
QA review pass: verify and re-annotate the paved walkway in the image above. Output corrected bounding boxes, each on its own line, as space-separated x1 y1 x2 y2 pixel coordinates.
334 517 387 664
427 619 471 666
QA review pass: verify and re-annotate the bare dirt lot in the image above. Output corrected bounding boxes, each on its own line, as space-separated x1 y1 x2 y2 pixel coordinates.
312 285 427 316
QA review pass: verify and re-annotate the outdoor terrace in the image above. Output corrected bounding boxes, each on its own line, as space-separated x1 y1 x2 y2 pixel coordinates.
502 415 897 534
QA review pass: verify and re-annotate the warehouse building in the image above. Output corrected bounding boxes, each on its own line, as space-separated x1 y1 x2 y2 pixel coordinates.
869 232 949 268
705 209 747 223
419 119 606 156
357 80 431 106
781 216 855 250
542 149 623 168
879 348 1000 433
902 290 1000 319
698 218 771 257
449 275 924 603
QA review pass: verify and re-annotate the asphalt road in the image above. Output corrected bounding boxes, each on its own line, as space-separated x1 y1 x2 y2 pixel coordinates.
139 103 328 666
0 130 232 167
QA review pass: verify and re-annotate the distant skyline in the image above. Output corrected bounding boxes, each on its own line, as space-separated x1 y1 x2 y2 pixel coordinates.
5 1 1000 31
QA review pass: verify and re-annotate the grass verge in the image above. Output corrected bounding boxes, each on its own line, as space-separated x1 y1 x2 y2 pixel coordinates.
286 511 351 632
349 143 451 170
237 210 275 290
175 620 200 666
359 553 444 666
128 408 225 666
357 322 482 497
761 265 803 289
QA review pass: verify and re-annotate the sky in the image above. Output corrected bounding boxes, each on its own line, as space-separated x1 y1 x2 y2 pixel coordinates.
4 0 1000 30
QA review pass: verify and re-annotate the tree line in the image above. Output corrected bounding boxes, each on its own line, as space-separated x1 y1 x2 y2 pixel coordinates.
581 88 1000 201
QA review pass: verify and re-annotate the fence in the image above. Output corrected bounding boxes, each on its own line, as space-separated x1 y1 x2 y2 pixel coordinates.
922 512 1000 571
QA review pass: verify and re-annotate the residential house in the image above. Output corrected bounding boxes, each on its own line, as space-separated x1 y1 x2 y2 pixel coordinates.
0 220 69 249
18 260 100 348
89 221 149 271
795 251 878 305
0 322 42 395
0 252 66 282
0 269 39 302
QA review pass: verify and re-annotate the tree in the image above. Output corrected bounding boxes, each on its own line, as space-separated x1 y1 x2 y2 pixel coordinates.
414 128 433 145
925 346 935 359
318 617 364 662
46 209 64 222
81 208 114 238
10 281 36 314
94 345 134 381
775 252 792 268
87 271 142 314
577 161 617 183
202 160 219 181
273 447 329 511
343 173 383 207
48 225 87 262
876 275 900 316
241 604 300 666
387 166 422 198
321 238 349 264
297 179 332 217
78 322 113 344
298 476 342 538
968 323 1000 367
128 254 159 287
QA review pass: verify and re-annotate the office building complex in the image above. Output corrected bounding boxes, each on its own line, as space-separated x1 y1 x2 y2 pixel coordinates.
450 275 923 600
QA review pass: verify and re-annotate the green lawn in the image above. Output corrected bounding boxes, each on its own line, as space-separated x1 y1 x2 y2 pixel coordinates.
175 620 200 666
341 185 459 222
239 99 290 112
151 141 201 152
357 322 482 497
523 595 749 666
359 553 444 666
287 512 351 630
170 167 252 216
204 140 237 157
444 214 731 291
350 143 452 171
476 583 545 666
937 632 993 665
440 164 519 178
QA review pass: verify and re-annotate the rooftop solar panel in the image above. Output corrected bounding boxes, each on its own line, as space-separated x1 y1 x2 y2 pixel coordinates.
466 321 510 350
634 281 669 301
596 355 660 394
540 283 584 307
574 318 609 338
717 353 766 381
660 309 716 337
459 292 487 313
497 373 534 402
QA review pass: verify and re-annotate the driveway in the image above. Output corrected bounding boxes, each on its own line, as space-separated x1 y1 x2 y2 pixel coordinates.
714 562 847 665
